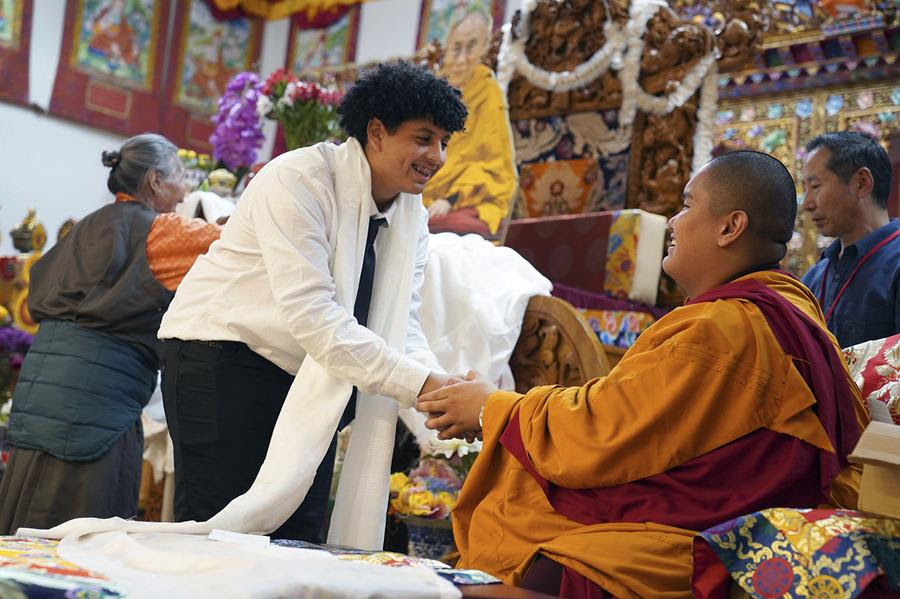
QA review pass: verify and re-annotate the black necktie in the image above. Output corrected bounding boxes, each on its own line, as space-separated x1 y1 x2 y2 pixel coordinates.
340 216 384 429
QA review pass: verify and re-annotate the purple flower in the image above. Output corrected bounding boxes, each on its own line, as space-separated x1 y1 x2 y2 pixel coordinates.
409 457 463 493
210 72 266 172
0 326 33 354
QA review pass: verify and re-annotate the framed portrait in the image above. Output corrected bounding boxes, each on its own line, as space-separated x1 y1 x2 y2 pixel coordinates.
162 0 262 151
0 0 32 105
70 0 161 91
49 0 170 134
415 0 504 50
170 0 262 115
287 5 360 74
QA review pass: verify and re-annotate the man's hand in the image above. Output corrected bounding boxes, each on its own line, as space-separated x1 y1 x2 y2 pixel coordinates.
416 371 497 440
427 199 452 218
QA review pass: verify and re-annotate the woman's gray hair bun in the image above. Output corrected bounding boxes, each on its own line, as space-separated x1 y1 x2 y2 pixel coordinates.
101 150 121 168
104 133 178 196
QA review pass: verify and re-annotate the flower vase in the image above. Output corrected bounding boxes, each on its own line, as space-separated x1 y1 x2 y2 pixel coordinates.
401 515 454 562
282 126 312 152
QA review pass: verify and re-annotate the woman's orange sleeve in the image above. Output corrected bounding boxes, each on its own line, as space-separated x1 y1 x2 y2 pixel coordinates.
146 213 221 291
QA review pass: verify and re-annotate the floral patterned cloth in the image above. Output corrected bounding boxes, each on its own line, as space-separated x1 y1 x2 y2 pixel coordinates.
579 308 657 348
551 282 669 348
842 333 900 425
0 536 122 597
694 508 900 599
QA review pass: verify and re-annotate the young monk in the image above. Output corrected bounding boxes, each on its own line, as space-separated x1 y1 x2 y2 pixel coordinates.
417 150 869 598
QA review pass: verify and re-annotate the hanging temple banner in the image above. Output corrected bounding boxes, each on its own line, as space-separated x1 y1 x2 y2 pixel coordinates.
162 0 263 151
0 0 32 106
286 4 359 73
49 0 170 135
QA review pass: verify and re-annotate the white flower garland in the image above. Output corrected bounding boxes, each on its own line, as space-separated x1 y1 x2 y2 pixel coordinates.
514 21 627 93
691 62 719 173
498 0 718 169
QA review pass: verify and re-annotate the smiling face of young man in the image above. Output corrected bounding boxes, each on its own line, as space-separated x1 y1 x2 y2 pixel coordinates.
365 118 450 207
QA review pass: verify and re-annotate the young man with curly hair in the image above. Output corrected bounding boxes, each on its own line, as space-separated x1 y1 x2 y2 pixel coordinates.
158 62 468 545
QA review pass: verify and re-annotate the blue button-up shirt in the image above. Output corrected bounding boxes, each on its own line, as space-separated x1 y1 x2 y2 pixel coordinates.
801 219 900 348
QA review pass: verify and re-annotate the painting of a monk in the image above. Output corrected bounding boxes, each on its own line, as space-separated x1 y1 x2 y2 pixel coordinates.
422 8 518 239
73 0 156 88
175 0 258 114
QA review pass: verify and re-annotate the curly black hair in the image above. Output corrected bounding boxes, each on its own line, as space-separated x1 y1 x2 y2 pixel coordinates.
338 61 468 147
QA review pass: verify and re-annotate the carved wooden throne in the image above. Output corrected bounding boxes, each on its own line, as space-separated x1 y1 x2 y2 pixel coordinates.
511 295 611 391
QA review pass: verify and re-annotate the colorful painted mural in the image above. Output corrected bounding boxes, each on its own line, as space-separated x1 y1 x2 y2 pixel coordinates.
0 0 23 49
288 7 359 72
71 0 158 90
0 0 30 105
173 0 260 115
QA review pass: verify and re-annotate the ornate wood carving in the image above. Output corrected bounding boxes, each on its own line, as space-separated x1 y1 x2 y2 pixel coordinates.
504 2 729 120
510 296 610 393
627 98 699 220
300 0 764 266
713 0 766 73
307 1 760 121
640 5 714 76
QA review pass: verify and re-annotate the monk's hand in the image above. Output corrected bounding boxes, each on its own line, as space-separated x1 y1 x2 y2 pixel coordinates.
416 371 497 440
427 199 452 218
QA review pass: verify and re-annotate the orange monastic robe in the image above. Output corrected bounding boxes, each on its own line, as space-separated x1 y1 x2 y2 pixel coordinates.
452 270 868 598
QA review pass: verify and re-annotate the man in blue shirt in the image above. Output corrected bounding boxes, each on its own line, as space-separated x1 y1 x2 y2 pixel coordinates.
801 131 899 348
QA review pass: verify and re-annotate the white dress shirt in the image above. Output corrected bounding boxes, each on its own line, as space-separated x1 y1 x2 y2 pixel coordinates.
159 141 435 409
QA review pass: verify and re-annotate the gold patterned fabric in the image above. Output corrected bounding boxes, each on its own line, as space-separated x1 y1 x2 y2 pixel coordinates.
693 508 900 598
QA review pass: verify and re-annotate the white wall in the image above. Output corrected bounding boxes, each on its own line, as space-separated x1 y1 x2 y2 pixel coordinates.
0 0 520 253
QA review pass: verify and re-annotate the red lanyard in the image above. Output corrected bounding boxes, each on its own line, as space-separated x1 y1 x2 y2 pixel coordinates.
819 228 900 322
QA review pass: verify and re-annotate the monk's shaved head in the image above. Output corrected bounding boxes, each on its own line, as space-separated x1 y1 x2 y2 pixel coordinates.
703 150 797 261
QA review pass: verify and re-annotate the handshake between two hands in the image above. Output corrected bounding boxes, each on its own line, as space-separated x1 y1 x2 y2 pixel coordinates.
416 371 498 442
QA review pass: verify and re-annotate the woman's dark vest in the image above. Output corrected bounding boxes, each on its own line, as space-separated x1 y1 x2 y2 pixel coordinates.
9 201 175 460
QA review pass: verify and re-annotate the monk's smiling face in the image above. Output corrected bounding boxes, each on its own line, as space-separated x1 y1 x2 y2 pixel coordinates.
662 166 723 297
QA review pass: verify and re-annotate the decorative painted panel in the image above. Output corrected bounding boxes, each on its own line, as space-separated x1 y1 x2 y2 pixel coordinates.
162 0 262 152
287 6 359 73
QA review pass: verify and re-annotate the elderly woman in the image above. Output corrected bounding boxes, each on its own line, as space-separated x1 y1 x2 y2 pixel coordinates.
0 133 220 533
